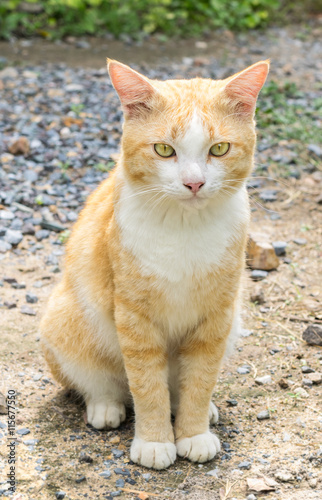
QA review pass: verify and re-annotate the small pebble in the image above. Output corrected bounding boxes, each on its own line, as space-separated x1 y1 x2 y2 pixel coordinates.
55 493 66 500
238 460 251 470
255 375 272 385
293 238 307 245
26 292 38 304
257 410 270 420
272 240 287 256
237 365 251 375
251 270 268 281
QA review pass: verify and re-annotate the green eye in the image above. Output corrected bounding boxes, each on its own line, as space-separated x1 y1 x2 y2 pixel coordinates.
154 143 175 158
209 142 230 157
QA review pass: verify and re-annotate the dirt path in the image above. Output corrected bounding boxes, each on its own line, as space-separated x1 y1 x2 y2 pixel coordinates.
1 21 322 500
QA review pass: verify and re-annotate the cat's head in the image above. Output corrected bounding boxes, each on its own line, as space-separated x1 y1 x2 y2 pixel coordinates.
108 58 269 210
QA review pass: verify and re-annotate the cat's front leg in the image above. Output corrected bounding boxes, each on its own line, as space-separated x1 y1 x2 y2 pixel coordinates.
115 302 176 469
174 313 234 463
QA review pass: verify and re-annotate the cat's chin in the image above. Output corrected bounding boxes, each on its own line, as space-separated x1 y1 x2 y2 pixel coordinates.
178 196 210 212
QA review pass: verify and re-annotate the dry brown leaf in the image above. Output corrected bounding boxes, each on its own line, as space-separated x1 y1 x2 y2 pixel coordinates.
247 476 278 492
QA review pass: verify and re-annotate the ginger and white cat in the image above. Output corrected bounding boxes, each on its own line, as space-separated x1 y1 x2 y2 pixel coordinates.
40 58 269 469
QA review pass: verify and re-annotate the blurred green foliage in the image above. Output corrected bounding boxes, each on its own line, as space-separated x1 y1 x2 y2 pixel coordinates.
0 0 284 39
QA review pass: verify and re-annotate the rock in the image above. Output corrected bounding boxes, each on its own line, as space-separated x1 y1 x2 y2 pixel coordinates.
308 478 318 488
251 270 268 281
301 366 315 374
247 495 257 500
238 460 251 470
115 478 125 487
114 467 131 476
24 169 38 183
112 448 124 458
315 193 322 204
79 452 93 463
0 67 18 79
75 476 86 483
22 223 35 235
272 241 287 256
40 220 66 232
308 372 322 384
8 137 30 156
247 476 278 492
75 40 91 49
237 365 251 374
250 284 265 304
275 471 293 482
99 470 111 478
255 375 272 385
247 233 280 271
5 229 23 246
302 324 322 346
302 378 313 387
66 84 84 92
240 329 253 337
259 190 277 202
26 292 38 304
0 392 7 414
257 410 270 420
206 468 219 477
35 229 50 241
0 210 14 220
308 144 322 157
294 387 309 398
20 305 36 316
16 428 30 435
55 492 66 500
0 240 12 253
293 238 307 245
226 399 238 407
142 473 151 481
4 301 16 309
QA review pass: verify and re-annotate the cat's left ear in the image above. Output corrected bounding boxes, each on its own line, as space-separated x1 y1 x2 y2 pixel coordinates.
223 60 270 116
107 59 157 117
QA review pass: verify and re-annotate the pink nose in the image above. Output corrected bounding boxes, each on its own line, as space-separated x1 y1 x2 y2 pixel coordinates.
184 182 204 194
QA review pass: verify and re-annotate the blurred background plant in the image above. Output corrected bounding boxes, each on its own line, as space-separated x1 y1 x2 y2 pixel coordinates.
0 0 321 40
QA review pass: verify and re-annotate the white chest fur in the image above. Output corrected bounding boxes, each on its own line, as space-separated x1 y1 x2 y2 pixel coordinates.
115 180 249 283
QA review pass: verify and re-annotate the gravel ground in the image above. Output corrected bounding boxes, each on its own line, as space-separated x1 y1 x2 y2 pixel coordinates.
0 21 322 500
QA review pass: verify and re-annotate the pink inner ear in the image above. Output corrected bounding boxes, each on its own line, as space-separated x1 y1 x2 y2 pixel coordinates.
108 61 155 108
225 61 269 114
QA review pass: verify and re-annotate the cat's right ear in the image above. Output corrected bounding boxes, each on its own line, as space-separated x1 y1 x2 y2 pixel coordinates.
107 59 157 117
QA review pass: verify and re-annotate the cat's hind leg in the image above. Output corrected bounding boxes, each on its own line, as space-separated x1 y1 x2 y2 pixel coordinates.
42 340 129 429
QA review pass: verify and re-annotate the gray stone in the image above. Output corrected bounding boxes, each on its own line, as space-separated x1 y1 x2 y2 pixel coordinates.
20 305 36 316
308 144 322 157
251 270 268 281
17 428 30 435
259 190 277 202
55 493 66 500
301 366 315 374
255 375 272 385
272 241 287 256
293 238 307 245
0 240 12 253
99 470 111 478
0 210 14 220
24 170 38 183
237 365 251 375
238 460 251 470
257 410 270 420
35 229 50 241
5 229 23 246
302 324 322 346
26 292 38 304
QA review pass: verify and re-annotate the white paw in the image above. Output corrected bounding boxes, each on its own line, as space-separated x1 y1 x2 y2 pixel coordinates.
130 438 176 469
209 402 219 424
176 431 221 463
87 400 126 429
